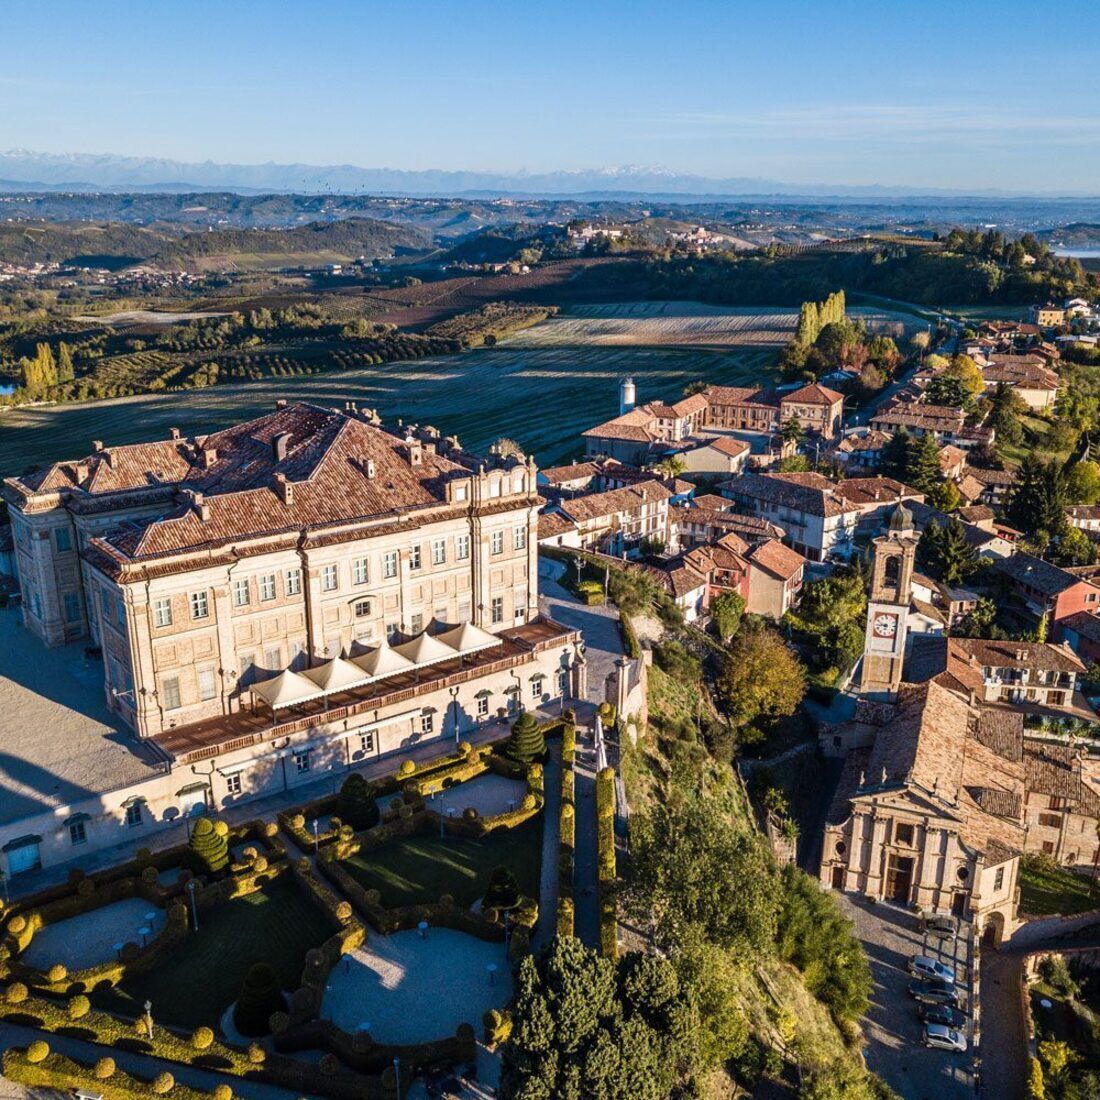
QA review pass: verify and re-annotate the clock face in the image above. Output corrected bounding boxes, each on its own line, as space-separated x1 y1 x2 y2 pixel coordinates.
872 612 899 639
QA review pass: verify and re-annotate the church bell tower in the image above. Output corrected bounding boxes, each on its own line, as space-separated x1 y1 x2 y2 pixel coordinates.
858 504 918 701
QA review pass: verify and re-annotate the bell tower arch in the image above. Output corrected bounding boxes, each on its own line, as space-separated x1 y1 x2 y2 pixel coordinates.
859 505 918 700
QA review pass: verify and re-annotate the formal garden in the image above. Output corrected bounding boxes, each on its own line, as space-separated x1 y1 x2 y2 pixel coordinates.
0 711 575 1099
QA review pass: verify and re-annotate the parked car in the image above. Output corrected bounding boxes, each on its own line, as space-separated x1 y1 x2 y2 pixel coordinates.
908 955 956 983
922 913 958 940
924 1023 967 1052
919 1003 965 1029
908 979 959 1006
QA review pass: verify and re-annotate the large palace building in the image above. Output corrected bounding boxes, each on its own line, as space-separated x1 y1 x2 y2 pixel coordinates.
0 402 583 876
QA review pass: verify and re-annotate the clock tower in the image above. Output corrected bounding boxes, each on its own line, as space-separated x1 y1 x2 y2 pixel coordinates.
858 504 918 701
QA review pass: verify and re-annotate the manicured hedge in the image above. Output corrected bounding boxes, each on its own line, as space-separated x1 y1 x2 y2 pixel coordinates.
619 611 641 659
596 766 618 960
557 721 576 938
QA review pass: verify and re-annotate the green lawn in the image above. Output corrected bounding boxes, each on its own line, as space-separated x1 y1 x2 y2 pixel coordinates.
341 816 542 909
1018 856 1098 916
93 876 333 1030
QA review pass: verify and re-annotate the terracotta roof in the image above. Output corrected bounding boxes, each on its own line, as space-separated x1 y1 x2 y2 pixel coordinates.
958 505 995 523
691 494 732 511
748 538 805 580
938 445 968 468
994 552 1094 598
973 709 1024 762
1059 611 1100 644
673 505 786 545
1069 505 1100 521
703 385 780 408
720 471 853 519
582 408 658 443
911 598 948 625
557 480 672 524
540 461 601 485
1025 744 1100 817
783 383 844 406
951 637 1085 675
836 477 922 508
837 430 891 454
696 436 750 458
538 512 576 540
968 467 1017 488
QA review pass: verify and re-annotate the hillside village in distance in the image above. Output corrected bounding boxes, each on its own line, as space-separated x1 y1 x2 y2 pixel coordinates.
5 217 1100 1100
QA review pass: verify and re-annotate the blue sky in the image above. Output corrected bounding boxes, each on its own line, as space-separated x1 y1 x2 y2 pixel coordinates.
2 0 1097 191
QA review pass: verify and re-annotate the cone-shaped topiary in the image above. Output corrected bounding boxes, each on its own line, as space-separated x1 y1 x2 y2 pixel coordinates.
336 772 380 831
482 865 521 911
26 1041 49 1064
233 962 287 1037
504 711 545 764
189 816 229 875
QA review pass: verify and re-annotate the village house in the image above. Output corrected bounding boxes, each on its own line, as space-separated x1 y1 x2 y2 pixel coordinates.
1068 505 1100 536
546 480 674 555
992 552 1100 626
869 402 993 451
1032 303 1068 327
956 466 1017 507
1056 611 1100 665
979 357 1060 411
831 429 893 473
0 402 584 875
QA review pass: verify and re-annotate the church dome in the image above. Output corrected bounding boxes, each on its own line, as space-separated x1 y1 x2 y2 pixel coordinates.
888 502 914 534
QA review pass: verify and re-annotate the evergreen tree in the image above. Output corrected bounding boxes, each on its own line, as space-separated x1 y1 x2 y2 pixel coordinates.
483 865 521 911
780 416 805 447
1005 456 1068 540
904 433 947 494
233 962 287 1037
335 772 379 831
878 430 912 481
504 710 546 763
188 816 229 875
795 301 820 346
918 519 979 584
33 343 57 388
57 342 74 384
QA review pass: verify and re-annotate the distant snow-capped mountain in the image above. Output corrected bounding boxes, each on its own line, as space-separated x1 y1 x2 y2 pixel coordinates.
0 149 1077 198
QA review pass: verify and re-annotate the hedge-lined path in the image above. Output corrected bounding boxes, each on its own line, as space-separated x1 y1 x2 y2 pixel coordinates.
572 725 601 952
0 1021 300 1100
7 711 557 903
533 740 563 952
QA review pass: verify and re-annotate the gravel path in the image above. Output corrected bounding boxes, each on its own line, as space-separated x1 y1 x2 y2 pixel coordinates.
533 741 562 952
21 898 160 971
439 772 527 818
321 929 512 1045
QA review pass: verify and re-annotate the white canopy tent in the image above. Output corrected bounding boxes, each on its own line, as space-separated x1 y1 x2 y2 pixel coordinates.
393 631 460 670
302 656 371 694
351 640 416 681
251 669 326 710
436 620 501 657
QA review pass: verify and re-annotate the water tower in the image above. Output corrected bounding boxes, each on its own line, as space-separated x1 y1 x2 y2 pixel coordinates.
619 377 636 416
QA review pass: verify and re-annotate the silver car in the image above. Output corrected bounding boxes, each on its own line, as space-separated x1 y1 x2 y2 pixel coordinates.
924 1023 967 1052
908 954 956 983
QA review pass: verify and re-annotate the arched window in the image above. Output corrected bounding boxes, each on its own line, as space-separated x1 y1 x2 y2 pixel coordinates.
884 555 901 587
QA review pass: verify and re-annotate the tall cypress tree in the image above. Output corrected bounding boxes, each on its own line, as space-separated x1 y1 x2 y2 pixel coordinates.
57 342 74 384
904 434 946 494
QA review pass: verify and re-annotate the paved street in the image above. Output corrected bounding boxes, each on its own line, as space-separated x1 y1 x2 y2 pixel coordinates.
837 895 974 1100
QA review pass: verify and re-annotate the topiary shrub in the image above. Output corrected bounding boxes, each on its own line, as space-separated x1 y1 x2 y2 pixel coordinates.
335 901 353 922
67 994 90 1019
398 760 416 778
263 821 278 839
252 855 268 874
6 982 28 1005
189 817 229 875
191 1026 214 1050
152 1070 174 1094
504 711 545 763
463 806 479 822
241 846 259 864
47 964 67 984
7 914 26 935
522 794 537 812
483 865 521 912
213 820 229 838
94 1056 116 1079
233 962 287 1036
458 740 473 757
336 772 380 831
291 813 306 830
213 1085 233 1100
296 857 310 873
26 1040 49 1064
141 865 159 886
248 1040 268 1063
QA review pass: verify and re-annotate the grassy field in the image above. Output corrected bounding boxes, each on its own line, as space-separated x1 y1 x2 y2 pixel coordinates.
340 816 542 909
1018 854 1097 916
93 876 333 1030
0 302 793 474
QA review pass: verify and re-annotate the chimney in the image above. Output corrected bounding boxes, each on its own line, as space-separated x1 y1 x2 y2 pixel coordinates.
365 459 376 479
1015 649 1026 661
189 490 209 522
92 440 104 452
274 472 294 505
201 446 218 469
169 427 181 440
404 435 422 467
273 432 291 463
275 398 287 410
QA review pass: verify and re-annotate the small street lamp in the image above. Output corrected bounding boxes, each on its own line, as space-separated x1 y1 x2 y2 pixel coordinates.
144 1000 154 1040
186 880 199 931
312 818 320 854
393 1055 401 1097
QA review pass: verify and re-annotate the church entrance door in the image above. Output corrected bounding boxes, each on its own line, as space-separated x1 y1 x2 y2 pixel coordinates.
885 855 914 903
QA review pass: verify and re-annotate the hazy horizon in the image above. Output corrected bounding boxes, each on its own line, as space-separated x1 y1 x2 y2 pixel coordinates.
3 0 1098 194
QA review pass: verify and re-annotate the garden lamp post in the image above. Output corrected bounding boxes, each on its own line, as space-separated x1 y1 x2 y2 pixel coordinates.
186 880 199 931
312 818 319 853
144 1000 154 1040
439 790 445 839
393 1055 401 1097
